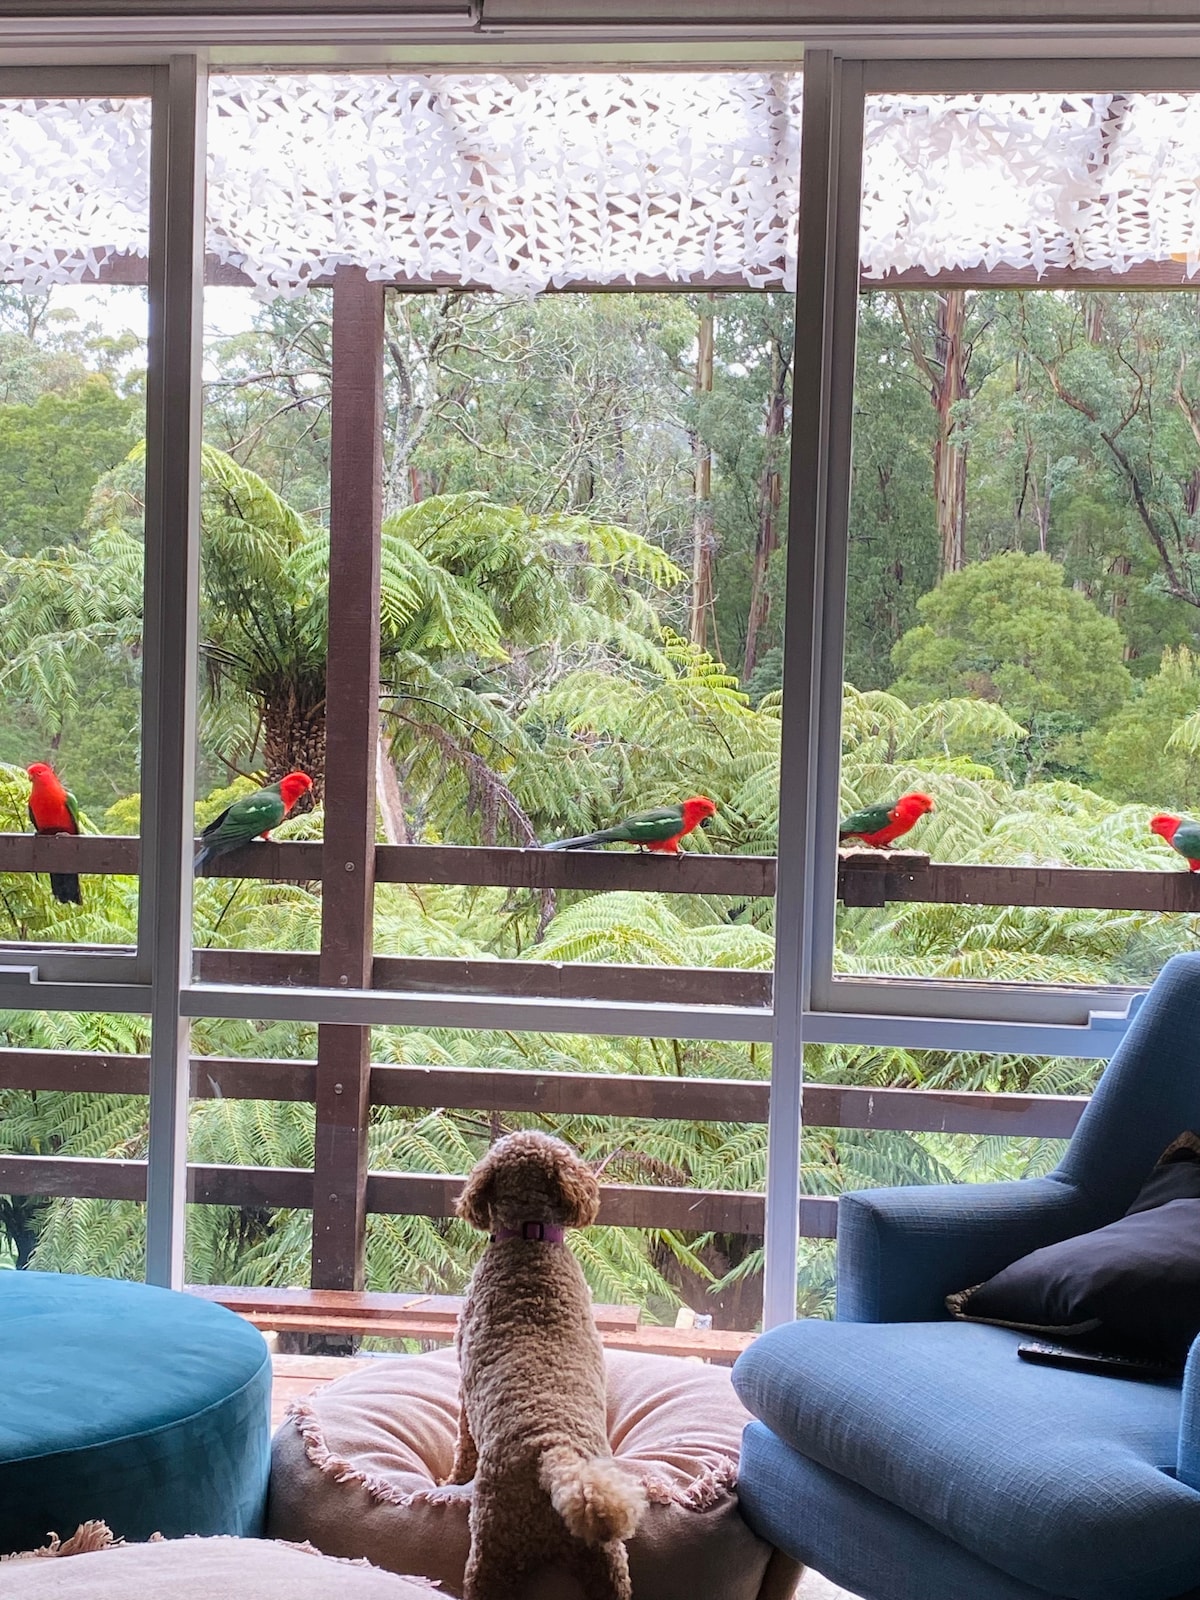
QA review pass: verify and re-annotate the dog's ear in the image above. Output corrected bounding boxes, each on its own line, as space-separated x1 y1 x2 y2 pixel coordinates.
456 1148 498 1232
553 1148 600 1228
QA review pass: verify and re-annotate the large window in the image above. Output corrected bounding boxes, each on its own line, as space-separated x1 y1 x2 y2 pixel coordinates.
800 64 1200 1045
6 37 1200 1337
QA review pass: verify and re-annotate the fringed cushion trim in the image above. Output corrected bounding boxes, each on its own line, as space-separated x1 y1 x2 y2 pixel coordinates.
2 1522 148 1561
286 1399 468 1511
286 1401 741 1513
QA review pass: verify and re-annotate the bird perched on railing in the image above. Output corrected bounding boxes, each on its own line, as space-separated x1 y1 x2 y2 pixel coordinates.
27 762 83 905
542 796 716 854
1150 812 1200 871
194 771 313 872
839 791 935 850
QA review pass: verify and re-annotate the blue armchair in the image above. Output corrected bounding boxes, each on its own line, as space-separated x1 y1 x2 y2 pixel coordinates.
733 952 1200 1600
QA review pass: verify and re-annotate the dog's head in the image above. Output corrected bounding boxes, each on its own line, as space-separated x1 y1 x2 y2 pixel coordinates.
456 1130 600 1235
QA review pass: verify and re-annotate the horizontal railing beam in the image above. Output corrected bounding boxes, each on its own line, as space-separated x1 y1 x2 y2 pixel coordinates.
836 851 1200 911
0 1152 785 1234
0 1050 1089 1138
0 834 775 894
2 833 1198 912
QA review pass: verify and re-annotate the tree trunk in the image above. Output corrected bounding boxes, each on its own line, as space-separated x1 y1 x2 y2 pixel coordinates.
262 684 328 799
933 289 969 575
742 330 788 682
689 297 718 656
375 730 408 844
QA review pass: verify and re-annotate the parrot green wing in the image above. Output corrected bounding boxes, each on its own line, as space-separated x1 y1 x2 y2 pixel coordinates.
64 789 81 835
839 801 893 837
1173 822 1200 860
612 805 687 844
202 789 286 849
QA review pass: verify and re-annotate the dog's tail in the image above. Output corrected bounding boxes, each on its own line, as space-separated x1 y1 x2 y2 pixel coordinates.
539 1446 645 1545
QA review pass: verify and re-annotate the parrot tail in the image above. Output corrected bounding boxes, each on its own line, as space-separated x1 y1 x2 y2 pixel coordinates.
49 872 82 906
194 844 215 873
543 829 618 851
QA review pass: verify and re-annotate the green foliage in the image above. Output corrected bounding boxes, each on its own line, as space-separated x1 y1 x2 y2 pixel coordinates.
0 377 139 557
891 551 1133 727
1088 647 1200 809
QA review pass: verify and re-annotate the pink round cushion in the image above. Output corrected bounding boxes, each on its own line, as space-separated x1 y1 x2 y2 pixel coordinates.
267 1347 800 1600
1 1536 441 1598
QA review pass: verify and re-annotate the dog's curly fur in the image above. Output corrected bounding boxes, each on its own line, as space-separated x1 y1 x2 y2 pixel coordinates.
448 1131 645 1600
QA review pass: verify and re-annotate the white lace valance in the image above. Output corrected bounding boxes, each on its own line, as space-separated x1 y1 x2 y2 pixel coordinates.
3 80 1200 298
861 92 1200 280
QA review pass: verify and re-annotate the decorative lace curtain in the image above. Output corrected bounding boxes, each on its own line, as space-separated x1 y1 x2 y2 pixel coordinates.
860 92 1200 279
4 79 1200 296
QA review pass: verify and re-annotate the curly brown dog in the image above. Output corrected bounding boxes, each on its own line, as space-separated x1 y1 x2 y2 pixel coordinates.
448 1131 645 1600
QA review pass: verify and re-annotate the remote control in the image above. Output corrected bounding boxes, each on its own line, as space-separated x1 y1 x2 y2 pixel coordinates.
1017 1340 1180 1381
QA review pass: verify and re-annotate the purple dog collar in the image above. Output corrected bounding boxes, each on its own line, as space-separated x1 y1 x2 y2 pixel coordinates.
490 1221 566 1244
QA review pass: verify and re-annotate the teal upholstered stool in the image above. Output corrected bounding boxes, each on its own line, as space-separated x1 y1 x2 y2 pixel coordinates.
0 1272 271 1555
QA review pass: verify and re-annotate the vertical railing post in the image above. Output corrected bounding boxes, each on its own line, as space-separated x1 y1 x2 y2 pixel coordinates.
142 54 205 1288
311 266 384 1291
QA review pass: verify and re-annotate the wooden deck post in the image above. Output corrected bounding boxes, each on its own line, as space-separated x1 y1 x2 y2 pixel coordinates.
311 266 385 1293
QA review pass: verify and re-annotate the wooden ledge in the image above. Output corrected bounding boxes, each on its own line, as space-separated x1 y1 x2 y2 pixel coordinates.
200 1284 753 1365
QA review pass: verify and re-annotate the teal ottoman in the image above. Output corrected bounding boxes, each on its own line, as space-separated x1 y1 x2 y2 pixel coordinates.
0 1272 271 1555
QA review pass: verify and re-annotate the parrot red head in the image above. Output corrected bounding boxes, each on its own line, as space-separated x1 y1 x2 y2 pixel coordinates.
895 791 935 821
26 763 54 782
682 796 718 832
279 772 313 811
1150 813 1181 843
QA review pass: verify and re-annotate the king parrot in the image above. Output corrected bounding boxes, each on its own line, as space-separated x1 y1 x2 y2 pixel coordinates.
543 796 717 854
194 772 313 872
1149 813 1200 871
27 762 83 905
839 791 935 849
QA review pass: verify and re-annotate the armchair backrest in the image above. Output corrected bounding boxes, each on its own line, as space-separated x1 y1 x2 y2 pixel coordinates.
1055 953 1200 1222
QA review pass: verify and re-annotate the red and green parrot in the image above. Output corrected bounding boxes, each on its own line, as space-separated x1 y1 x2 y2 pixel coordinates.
543 796 717 854
194 771 313 873
839 790 935 850
1150 813 1200 870
27 762 83 905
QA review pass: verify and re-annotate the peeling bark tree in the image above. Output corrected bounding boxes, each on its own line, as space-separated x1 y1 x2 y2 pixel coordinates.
689 296 719 656
742 329 789 682
895 289 972 577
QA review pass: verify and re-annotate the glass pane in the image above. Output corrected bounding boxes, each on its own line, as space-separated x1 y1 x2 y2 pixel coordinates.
797 1039 1103 1314
369 289 789 1000
836 89 1200 1000
186 1013 317 1291
198 70 800 1009
0 96 149 948
0 1009 150 1277
192 284 328 959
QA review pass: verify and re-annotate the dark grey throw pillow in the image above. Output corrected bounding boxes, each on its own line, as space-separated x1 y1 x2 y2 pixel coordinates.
946 1133 1200 1363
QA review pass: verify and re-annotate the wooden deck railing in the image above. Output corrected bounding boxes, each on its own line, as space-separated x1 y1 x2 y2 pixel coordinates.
0 837 1190 1012
0 836 1160 1293
1 833 1196 911
0 1048 1089 1244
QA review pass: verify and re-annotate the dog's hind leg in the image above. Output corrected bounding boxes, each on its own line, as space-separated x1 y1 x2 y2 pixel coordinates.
463 1484 534 1600
462 1539 528 1600
447 1402 479 1485
571 1540 632 1600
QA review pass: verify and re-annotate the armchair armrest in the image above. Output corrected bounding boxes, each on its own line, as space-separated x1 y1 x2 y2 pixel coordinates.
836 1175 1098 1324
1177 1338 1200 1492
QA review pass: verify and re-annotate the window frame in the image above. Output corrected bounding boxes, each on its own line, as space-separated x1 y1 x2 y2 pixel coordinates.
5 25 1200 1326
800 53 1200 1052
